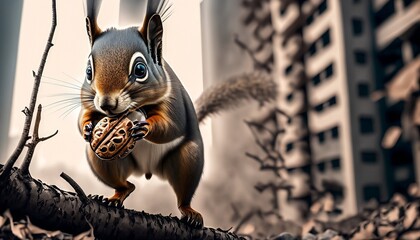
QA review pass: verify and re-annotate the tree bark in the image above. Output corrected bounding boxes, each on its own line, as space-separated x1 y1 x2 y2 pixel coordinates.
0 165 244 240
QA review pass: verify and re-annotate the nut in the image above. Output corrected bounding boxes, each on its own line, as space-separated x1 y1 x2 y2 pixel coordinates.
90 115 136 161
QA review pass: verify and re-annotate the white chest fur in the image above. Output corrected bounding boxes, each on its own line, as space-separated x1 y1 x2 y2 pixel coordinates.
127 110 184 178
131 136 184 177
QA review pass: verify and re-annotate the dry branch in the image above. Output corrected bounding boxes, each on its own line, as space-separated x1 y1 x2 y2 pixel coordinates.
0 166 243 240
0 0 57 179
21 105 58 175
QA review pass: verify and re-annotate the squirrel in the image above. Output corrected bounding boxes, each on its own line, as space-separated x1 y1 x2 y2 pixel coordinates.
79 0 277 228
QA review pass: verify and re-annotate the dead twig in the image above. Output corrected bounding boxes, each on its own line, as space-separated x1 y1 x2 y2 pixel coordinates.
1 0 57 179
20 104 58 175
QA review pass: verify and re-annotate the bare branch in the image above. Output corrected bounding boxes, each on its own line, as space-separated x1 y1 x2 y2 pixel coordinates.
20 105 58 175
60 172 90 204
20 104 43 175
232 209 256 234
1 0 57 179
39 130 59 142
234 35 271 72
0 166 245 240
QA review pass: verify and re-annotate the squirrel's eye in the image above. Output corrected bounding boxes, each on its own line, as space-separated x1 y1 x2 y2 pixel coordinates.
86 56 94 84
86 66 93 81
134 62 148 82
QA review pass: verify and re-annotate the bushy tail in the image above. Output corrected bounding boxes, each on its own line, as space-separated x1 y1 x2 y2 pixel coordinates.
195 72 277 123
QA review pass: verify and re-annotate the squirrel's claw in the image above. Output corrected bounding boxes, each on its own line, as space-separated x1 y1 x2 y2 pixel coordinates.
89 194 103 202
131 120 149 141
107 199 124 208
97 197 124 209
88 195 125 208
181 215 202 229
83 122 94 142
179 206 203 229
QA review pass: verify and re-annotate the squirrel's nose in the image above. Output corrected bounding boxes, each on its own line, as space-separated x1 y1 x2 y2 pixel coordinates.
99 97 117 112
100 103 113 111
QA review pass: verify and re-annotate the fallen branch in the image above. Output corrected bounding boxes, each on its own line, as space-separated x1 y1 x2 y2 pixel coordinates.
0 165 244 240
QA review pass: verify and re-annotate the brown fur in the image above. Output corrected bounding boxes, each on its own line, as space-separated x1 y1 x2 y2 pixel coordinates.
195 72 277 122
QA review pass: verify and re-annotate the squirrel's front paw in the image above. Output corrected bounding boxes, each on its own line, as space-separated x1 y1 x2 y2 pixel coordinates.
131 120 149 141
83 122 94 142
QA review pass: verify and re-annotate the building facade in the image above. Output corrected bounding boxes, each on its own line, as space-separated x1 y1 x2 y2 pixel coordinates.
200 0 419 222
373 0 420 194
0 1 23 161
270 0 419 221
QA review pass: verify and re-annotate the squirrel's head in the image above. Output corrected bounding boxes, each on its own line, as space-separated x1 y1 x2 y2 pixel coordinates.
82 0 171 116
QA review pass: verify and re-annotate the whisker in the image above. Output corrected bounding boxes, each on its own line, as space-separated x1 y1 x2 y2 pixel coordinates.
42 75 83 89
40 76 94 94
44 93 86 98
45 98 93 109
45 103 80 112
62 72 85 86
49 102 81 114
42 81 83 91
60 104 82 118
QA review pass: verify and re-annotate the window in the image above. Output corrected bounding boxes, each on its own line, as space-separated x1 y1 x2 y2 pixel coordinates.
403 0 414 8
306 14 314 26
308 44 316 56
358 83 370 97
325 64 333 78
361 151 377 163
352 18 363 36
312 64 334 87
286 142 294 153
331 126 339 139
318 0 327 15
280 6 288 16
355 50 367 64
360 117 374 133
328 96 337 106
315 104 323 112
314 96 337 113
312 74 321 86
305 0 328 27
375 1 395 27
378 39 404 83
411 41 420 58
331 158 341 170
363 185 381 201
317 132 325 143
285 64 293 75
317 162 326 172
321 30 331 47
307 29 331 58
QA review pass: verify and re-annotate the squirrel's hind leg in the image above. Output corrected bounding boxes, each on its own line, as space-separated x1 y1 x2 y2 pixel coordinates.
86 147 136 207
161 140 204 228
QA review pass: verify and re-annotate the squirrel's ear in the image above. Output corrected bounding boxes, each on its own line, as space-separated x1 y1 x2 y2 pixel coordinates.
145 14 163 65
84 0 102 46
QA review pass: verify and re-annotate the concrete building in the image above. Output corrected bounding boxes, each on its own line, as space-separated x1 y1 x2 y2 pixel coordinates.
270 0 312 221
270 0 386 220
373 0 420 193
0 1 23 161
269 0 419 221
